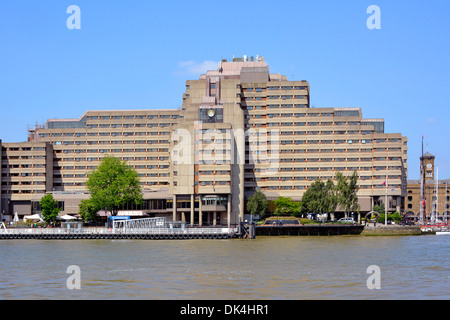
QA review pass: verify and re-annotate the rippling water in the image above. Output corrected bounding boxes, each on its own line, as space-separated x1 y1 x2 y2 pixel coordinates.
0 235 449 300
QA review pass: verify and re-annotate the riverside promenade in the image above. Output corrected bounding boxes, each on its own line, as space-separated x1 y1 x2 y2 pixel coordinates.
0 226 236 240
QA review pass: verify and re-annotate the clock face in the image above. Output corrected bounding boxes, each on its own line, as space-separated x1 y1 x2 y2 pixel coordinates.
207 109 215 118
426 163 432 169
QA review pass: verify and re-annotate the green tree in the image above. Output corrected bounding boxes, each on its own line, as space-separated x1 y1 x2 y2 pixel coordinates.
40 194 62 224
377 211 402 224
373 204 385 215
247 190 268 219
300 179 324 215
86 156 143 216
335 171 360 218
323 178 338 215
274 196 301 217
78 199 100 222
301 178 338 216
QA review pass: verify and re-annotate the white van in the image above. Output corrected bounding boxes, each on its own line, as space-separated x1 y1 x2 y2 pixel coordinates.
338 217 355 223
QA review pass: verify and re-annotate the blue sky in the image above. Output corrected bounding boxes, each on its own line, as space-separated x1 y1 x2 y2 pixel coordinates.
0 0 449 180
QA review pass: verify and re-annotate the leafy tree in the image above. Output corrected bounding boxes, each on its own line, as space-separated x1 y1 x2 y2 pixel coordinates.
274 196 301 217
40 194 62 224
247 190 268 219
335 171 360 218
79 199 100 222
323 179 338 215
301 178 338 216
373 204 385 215
377 211 402 223
86 156 143 216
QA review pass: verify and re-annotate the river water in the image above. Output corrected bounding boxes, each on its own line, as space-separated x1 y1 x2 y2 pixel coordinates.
0 235 449 300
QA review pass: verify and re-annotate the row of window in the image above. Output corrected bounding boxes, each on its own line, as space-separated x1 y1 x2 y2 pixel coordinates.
2 164 45 169
243 95 307 101
247 175 402 181
44 132 171 139
87 123 174 129
272 139 377 145
260 184 402 191
276 149 399 154
2 156 45 160
1 181 45 186
262 121 374 128
57 145 170 153
55 154 168 162
87 115 179 120
1 173 45 177
274 157 402 162
265 95 307 100
2 147 45 152
2 190 46 194
243 86 308 92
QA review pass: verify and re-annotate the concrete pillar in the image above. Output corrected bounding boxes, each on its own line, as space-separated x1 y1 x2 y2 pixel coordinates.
172 195 176 221
199 195 202 227
190 194 194 226
227 194 231 229
213 211 217 227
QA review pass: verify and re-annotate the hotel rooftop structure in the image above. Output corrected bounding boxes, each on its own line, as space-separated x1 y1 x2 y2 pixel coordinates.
0 56 408 225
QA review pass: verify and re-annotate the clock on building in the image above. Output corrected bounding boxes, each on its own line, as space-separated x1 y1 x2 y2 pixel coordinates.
426 163 432 169
207 109 216 118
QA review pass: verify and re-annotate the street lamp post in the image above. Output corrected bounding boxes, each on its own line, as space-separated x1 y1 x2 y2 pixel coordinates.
384 167 388 225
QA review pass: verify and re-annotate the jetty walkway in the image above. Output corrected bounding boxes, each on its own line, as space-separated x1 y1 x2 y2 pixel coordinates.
0 227 236 240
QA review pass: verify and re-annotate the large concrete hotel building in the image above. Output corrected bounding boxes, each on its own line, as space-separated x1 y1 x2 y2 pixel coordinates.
0 56 408 225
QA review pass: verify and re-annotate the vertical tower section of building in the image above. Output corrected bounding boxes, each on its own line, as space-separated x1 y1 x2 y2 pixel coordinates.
174 58 248 226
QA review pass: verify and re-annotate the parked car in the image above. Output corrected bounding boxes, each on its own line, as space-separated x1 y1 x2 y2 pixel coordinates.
338 217 355 223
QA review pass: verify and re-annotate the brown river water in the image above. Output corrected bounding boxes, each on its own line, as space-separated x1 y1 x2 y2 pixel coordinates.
0 235 449 300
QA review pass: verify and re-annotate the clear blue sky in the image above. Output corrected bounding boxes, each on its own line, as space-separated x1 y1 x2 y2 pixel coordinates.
1 0 449 180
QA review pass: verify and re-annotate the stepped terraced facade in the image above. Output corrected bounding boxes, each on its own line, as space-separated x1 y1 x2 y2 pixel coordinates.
1 56 408 226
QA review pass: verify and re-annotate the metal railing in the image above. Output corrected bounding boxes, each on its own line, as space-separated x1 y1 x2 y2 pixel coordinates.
0 227 235 236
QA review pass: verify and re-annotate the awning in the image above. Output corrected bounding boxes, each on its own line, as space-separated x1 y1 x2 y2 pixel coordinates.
59 214 77 220
24 214 44 222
